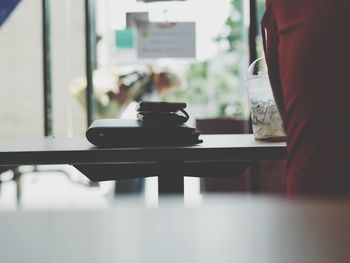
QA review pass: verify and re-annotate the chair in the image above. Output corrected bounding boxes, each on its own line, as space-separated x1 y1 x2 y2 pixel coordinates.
195 118 286 194
195 118 251 192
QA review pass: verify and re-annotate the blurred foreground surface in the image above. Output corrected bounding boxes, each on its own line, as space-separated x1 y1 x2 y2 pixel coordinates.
1 192 350 263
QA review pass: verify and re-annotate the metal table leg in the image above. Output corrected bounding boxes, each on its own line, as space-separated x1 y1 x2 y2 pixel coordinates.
158 174 184 195
249 161 261 194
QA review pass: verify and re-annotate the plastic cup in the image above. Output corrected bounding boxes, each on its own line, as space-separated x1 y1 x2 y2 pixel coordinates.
246 58 286 141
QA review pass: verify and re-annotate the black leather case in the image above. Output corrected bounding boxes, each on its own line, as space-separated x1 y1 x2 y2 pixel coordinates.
86 119 202 147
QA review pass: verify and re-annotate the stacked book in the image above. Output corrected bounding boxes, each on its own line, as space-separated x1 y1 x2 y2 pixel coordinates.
86 102 202 147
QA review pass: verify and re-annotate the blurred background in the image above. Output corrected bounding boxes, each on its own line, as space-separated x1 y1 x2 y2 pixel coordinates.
0 0 271 209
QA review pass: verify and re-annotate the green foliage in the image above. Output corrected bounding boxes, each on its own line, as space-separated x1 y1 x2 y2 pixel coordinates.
181 0 247 118
214 0 244 52
257 0 267 21
186 61 208 80
166 61 209 105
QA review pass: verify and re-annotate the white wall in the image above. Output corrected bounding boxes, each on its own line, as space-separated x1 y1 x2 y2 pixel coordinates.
51 0 86 137
0 0 43 140
0 0 86 141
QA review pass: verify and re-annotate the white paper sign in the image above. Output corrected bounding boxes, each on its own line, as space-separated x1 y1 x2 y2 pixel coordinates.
137 22 196 58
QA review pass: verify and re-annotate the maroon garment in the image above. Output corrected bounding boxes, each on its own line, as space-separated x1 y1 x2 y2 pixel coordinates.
262 0 350 196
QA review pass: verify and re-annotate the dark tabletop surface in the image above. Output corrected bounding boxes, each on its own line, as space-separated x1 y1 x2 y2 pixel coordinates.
0 134 286 165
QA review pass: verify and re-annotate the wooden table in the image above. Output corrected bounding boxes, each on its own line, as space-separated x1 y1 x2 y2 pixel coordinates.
0 134 286 193
0 195 349 263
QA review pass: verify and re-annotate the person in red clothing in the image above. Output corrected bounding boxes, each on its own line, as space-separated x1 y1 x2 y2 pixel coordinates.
262 0 350 196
